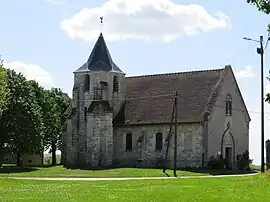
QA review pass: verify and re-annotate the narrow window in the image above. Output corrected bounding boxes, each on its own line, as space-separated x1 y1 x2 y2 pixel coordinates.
84 74 90 92
126 133 132 151
155 132 163 151
93 86 98 100
225 94 232 116
76 89 80 106
113 76 119 92
84 107 87 120
100 81 108 100
93 85 101 100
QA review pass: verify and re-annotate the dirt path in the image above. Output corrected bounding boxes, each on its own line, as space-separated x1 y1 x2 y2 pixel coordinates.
0 173 259 181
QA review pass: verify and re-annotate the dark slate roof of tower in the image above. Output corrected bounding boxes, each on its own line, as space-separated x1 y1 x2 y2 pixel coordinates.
75 33 123 72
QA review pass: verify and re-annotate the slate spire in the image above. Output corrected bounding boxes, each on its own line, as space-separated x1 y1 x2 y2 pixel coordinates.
74 18 123 73
86 33 115 71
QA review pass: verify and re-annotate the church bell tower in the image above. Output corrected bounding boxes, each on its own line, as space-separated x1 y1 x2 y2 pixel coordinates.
66 18 126 168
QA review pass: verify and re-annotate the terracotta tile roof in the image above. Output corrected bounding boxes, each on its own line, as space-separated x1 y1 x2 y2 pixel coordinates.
114 68 225 125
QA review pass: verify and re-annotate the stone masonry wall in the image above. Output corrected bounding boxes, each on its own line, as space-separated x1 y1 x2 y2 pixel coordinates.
114 123 203 169
66 59 125 169
86 111 113 168
86 71 126 116
66 114 80 167
65 119 73 166
71 70 124 168
207 68 250 165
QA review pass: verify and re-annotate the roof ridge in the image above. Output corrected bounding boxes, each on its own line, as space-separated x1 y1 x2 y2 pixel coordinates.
126 68 225 79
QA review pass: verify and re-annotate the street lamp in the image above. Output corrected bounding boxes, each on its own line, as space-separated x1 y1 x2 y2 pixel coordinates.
243 35 265 172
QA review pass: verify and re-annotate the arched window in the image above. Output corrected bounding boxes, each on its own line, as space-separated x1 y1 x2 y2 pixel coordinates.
225 94 232 116
155 132 163 151
113 76 119 92
84 74 90 92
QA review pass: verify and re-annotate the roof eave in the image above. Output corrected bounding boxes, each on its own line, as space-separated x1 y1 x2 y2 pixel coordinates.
114 121 201 127
202 65 251 122
73 69 90 74
201 67 226 122
229 66 251 122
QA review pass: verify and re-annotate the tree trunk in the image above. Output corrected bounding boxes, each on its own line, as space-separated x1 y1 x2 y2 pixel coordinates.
16 149 22 167
60 150 64 165
0 145 3 167
41 148 44 166
60 136 65 166
51 140 57 165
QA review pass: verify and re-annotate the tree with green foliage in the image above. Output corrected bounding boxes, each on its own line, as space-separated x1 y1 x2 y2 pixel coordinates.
52 88 70 165
247 0 270 14
247 0 270 31
247 1 270 102
0 69 44 166
42 88 70 165
0 61 10 166
0 62 10 116
0 59 70 167
42 89 60 165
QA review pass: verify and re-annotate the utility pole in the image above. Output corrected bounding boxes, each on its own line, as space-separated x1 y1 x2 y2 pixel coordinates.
173 91 178 177
162 97 176 174
162 91 178 176
259 35 265 173
243 35 268 173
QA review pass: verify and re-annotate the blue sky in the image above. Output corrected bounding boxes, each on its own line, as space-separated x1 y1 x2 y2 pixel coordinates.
1 0 270 164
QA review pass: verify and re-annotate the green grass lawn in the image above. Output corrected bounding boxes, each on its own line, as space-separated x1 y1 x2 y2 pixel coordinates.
0 165 257 178
0 174 269 201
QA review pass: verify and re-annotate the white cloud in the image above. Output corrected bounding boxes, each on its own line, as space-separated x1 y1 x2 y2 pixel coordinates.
60 0 230 42
235 65 255 79
4 61 54 89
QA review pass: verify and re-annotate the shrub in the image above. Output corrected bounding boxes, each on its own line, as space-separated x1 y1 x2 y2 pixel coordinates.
207 155 225 169
236 150 252 170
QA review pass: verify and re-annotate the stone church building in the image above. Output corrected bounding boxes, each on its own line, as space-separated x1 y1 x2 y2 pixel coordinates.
63 32 250 170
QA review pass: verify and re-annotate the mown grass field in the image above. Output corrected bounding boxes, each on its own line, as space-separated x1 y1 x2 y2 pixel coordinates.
0 164 256 178
0 174 269 202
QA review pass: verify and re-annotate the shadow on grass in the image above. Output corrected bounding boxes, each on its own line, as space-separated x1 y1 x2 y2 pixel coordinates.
0 164 259 176
64 164 258 176
0 166 38 174
179 168 258 175
0 164 60 174
34 164 58 168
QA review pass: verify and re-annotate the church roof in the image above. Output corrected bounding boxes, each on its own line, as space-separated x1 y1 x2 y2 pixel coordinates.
114 66 250 125
75 33 123 73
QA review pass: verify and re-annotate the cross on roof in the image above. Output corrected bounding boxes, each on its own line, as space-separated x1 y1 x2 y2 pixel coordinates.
100 16 103 24
100 16 104 33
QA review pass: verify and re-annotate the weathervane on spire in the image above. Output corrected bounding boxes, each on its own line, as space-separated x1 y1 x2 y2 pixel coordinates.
100 16 104 33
